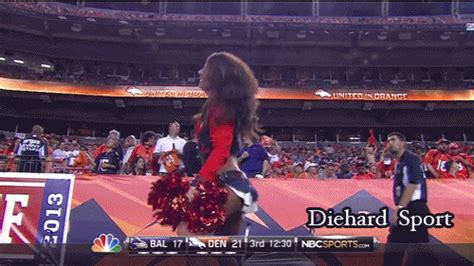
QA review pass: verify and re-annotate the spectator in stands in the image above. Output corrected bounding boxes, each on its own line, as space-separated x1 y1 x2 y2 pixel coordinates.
290 161 305 178
66 140 82 168
448 143 472 179
182 130 202 177
93 129 123 162
94 138 120 175
72 142 94 173
376 152 397 178
368 163 377 176
129 156 147 176
365 144 377 164
304 162 319 178
122 135 137 164
336 163 354 179
325 144 335 155
424 138 452 178
153 121 186 175
353 162 375 180
266 145 280 164
269 161 286 178
8 2 472 26
325 163 337 179
54 141 71 173
16 125 48 173
239 135 271 178
121 135 137 174
128 131 156 173
53 142 67 162
4 137 20 172
317 165 327 179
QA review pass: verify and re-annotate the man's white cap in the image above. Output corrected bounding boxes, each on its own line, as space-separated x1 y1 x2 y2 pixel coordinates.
304 162 318 171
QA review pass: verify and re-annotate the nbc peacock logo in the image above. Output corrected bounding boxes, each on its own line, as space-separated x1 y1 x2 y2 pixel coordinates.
91 233 122 253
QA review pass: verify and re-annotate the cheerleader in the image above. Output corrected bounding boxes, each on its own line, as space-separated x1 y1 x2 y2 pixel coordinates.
148 52 260 238
179 51 260 235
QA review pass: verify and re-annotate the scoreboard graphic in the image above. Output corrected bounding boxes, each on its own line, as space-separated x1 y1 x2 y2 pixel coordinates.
0 173 75 264
126 236 378 255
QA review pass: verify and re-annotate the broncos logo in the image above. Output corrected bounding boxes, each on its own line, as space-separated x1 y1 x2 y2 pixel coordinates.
126 87 144 96
314 89 332 98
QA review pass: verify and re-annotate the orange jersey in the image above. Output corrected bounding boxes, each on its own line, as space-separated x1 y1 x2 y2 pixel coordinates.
74 151 91 169
93 144 108 159
424 149 451 178
128 144 154 166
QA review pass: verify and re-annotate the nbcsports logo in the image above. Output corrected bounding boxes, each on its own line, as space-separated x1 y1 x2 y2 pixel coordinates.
91 233 122 253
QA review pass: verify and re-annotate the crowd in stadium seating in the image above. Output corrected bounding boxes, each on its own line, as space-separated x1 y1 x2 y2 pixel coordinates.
4 2 474 25
1 63 472 90
1 127 472 179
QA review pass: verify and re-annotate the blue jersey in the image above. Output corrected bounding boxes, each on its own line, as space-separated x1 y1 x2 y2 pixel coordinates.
393 150 427 205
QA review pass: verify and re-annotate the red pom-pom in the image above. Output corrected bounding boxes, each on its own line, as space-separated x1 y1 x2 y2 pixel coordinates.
147 172 190 230
186 180 228 233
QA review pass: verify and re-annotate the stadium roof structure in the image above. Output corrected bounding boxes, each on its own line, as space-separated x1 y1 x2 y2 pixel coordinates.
1 3 474 67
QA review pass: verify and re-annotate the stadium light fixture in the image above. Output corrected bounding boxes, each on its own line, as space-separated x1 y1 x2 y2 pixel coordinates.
0 57 6 61
41 64 52 69
13 59 24 64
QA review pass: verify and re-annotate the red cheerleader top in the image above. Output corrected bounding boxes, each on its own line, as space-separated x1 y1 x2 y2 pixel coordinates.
195 105 241 181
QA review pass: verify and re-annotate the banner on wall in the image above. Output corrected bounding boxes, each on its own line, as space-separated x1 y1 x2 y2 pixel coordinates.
1 77 473 101
0 173 75 263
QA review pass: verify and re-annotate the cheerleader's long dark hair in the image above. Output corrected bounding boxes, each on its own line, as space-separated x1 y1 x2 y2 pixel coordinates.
194 52 262 138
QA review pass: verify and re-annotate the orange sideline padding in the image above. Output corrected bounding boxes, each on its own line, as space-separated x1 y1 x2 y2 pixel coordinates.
72 176 473 244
